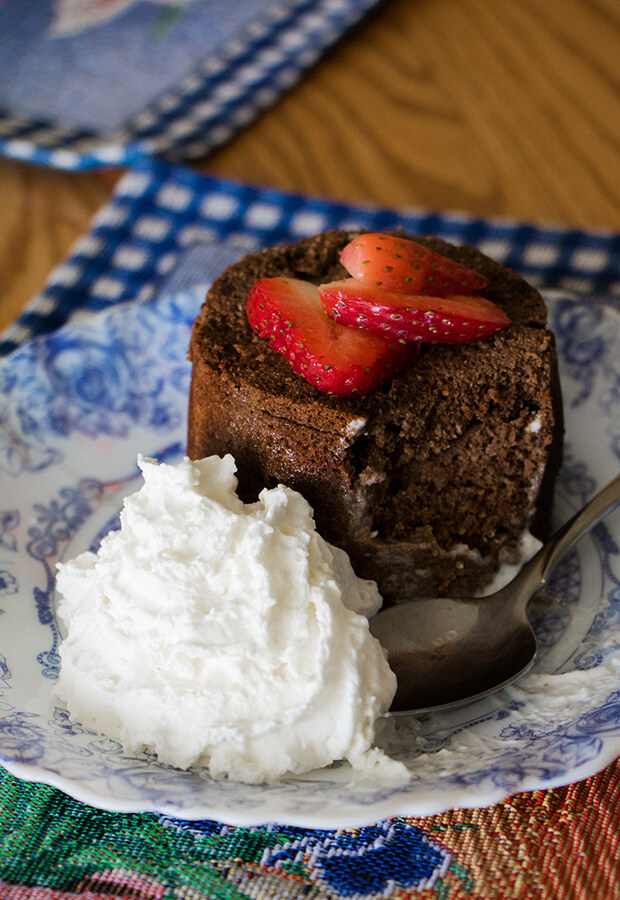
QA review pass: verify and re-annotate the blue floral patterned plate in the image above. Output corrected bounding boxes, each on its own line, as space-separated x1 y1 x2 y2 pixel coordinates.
0 288 618 826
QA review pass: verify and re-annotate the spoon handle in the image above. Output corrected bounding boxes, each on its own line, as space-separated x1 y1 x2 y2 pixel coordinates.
521 473 620 598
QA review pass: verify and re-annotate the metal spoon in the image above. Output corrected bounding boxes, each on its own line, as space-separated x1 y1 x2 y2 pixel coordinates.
370 474 620 715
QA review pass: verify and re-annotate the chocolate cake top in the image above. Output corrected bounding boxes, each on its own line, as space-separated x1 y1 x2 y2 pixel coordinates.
190 230 549 417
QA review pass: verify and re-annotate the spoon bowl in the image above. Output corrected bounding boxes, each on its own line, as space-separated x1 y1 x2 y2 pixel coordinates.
370 474 620 715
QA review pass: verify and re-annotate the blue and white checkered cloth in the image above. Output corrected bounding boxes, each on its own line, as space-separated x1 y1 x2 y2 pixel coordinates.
0 0 380 170
1 157 619 356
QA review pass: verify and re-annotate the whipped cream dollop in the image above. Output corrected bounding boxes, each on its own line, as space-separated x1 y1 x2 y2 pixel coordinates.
55 455 402 783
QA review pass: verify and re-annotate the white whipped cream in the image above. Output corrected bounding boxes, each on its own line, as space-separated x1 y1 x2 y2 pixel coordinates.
55 454 404 783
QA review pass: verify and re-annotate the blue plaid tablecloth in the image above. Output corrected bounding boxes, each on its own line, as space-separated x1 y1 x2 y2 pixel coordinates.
1 156 619 356
0 0 379 170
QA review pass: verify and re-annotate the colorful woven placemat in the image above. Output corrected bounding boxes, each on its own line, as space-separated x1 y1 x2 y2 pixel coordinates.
0 0 380 170
1 762 619 898
1 159 619 897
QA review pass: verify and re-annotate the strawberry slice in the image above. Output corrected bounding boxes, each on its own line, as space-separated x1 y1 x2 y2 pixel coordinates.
319 279 511 344
340 233 489 296
247 277 419 396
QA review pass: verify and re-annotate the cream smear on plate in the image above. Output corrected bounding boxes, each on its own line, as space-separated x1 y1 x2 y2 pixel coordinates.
54 454 407 784
382 656 620 783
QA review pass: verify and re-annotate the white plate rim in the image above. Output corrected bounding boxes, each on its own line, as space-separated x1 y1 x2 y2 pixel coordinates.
0 288 618 826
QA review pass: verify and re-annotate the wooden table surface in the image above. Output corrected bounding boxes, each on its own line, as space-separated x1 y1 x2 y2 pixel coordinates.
1 0 619 333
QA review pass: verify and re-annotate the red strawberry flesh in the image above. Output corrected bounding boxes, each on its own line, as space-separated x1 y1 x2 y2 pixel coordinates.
247 276 419 396
319 278 511 344
340 232 489 296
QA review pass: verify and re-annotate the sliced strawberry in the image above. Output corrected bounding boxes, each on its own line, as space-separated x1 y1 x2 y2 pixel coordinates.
340 232 489 296
319 278 511 344
247 277 419 396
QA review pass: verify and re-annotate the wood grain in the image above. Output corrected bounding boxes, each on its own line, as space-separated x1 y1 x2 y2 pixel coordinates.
1 0 619 332
204 0 620 224
0 164 116 330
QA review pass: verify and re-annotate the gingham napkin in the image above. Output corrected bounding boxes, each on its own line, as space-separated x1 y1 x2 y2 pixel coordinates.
0 0 379 170
1 157 618 357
